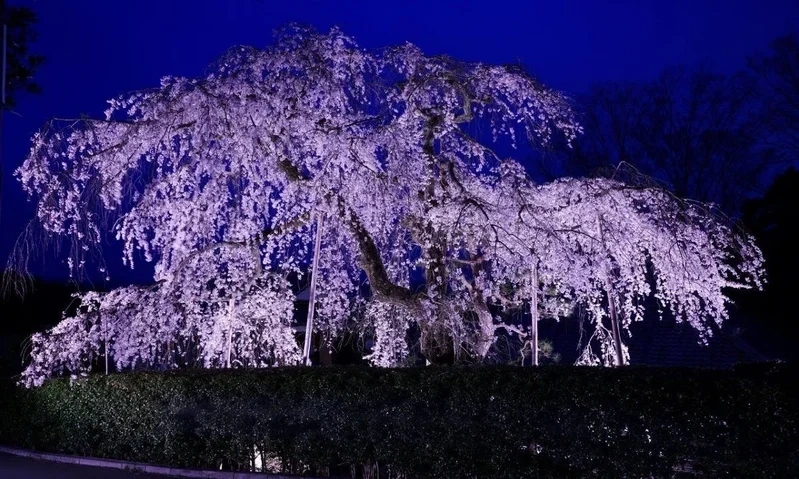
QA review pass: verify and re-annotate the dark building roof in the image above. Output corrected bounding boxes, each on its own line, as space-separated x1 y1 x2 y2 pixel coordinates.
627 320 768 368
536 314 768 368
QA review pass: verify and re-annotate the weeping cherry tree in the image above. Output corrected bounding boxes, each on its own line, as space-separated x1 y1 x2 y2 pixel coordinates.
13 26 763 385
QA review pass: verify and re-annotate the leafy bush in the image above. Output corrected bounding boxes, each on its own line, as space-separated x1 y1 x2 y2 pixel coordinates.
0 364 796 478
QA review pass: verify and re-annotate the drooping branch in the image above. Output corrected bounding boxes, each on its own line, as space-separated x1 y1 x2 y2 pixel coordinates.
273 144 419 309
170 211 312 281
333 194 419 308
15 26 764 383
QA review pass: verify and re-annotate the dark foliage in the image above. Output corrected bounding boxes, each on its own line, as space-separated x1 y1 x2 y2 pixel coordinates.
0 275 78 376
562 66 770 214
0 364 796 478
735 167 799 361
0 0 44 109
1 0 45 222
748 33 799 165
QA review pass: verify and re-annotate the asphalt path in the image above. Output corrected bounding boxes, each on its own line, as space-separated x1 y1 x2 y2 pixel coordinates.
0 452 172 478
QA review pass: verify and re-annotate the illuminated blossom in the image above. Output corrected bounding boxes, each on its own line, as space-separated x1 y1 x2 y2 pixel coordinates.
16 26 763 385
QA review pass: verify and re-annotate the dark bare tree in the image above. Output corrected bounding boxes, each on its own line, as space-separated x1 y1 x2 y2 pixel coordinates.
749 32 799 165
567 66 774 212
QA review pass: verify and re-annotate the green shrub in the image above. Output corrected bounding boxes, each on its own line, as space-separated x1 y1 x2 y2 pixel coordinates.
0 364 796 478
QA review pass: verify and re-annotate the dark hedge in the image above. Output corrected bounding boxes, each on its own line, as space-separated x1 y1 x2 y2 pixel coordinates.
0 364 796 478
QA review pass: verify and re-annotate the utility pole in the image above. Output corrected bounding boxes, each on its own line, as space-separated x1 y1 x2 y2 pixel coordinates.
103 317 109 375
530 262 539 366
225 298 234 368
302 215 324 365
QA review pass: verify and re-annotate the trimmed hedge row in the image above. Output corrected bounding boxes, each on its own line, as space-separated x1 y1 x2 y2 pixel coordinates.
0 364 797 478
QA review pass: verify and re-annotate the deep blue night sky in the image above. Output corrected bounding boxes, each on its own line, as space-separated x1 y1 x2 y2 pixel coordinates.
2 0 798 282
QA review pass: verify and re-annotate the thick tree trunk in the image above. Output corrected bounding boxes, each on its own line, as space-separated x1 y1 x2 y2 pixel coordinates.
279 147 419 311
475 308 494 358
597 216 624 366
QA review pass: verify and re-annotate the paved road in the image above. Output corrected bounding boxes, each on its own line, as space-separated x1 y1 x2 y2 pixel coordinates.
0 452 172 478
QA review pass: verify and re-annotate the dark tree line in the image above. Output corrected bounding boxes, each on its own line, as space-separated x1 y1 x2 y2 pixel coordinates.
562 34 799 214
738 168 799 361
0 1 44 375
749 33 799 166
0 0 43 108
0 274 77 376
566 66 765 212
558 32 799 361
0 0 44 224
